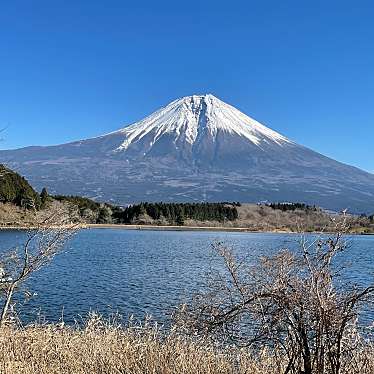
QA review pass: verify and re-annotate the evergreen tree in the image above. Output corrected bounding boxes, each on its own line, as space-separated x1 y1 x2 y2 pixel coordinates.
114 202 238 224
176 212 185 225
97 205 112 224
40 187 50 208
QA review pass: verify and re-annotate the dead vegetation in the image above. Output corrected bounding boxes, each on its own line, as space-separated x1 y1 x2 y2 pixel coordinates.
0 200 80 228
0 313 373 374
234 204 374 233
126 204 374 234
174 217 374 374
0 317 266 374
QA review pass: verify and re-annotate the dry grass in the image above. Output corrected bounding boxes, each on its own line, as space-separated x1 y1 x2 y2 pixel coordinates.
0 201 79 228
0 320 274 374
0 316 373 374
0 203 37 227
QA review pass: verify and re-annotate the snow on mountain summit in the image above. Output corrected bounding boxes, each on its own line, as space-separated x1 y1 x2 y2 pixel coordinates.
114 94 292 153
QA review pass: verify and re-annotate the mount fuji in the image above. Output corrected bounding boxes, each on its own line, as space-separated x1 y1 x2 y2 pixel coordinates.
1 94 373 212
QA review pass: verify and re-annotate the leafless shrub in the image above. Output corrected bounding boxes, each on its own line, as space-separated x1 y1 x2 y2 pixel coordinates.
0 202 80 327
174 217 374 374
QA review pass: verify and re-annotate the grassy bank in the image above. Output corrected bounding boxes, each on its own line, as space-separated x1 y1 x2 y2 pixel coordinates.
0 323 269 374
1 319 373 374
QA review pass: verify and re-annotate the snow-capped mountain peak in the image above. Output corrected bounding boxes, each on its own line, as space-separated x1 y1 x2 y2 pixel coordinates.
1 94 374 213
114 94 292 153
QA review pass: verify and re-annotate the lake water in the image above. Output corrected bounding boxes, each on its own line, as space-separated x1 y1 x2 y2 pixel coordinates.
1 229 373 324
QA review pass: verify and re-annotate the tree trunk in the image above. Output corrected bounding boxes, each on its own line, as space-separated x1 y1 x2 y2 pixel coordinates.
0 283 16 327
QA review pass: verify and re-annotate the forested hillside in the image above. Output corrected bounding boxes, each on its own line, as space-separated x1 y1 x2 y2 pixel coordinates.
0 164 41 209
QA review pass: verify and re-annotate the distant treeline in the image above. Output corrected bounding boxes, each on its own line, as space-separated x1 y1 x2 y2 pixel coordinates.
113 202 239 225
267 202 318 212
52 198 238 225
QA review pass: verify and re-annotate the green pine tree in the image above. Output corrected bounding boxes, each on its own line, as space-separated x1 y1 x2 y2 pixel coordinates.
40 187 50 208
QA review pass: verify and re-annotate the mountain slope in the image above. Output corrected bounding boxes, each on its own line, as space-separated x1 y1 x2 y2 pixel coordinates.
1 94 373 213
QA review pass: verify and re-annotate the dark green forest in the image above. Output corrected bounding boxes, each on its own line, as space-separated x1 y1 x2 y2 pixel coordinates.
52 198 239 225
0 165 41 209
267 202 318 212
113 202 239 225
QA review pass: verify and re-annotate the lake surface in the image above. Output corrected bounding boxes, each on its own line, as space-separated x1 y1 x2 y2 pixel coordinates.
0 229 373 324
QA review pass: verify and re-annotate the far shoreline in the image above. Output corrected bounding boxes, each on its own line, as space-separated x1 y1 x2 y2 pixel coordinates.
0 223 372 236
86 223 374 236
87 223 294 234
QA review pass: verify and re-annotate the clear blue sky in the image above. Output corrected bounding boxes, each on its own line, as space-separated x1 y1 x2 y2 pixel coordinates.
1 0 373 172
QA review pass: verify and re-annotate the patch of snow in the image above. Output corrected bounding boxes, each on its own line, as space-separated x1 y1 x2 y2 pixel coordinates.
112 94 292 152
